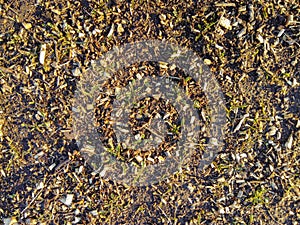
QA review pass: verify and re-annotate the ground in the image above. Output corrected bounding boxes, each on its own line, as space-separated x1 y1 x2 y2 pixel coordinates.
0 0 299 224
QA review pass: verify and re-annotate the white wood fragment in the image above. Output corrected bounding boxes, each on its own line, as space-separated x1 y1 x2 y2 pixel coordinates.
0 119 4 139
277 29 285 37
219 17 232 30
237 190 243 198
78 32 85 38
285 134 293 149
49 163 56 171
90 210 98 216
296 120 300 128
209 137 218 146
23 22 32 29
73 217 81 224
72 67 81 77
0 169 6 177
135 155 143 163
61 194 73 206
269 164 274 172
99 167 107 177
233 113 249 133
92 28 101 35
190 116 195 124
215 43 224 50
136 73 143 80
107 24 115 38
240 153 247 159
39 44 47 65
257 34 264 43
36 181 44 190
236 179 245 183
268 126 277 136
249 4 254 21
187 183 195 193
215 3 236 7
78 165 83 174
117 23 124 33
237 28 246 38
147 157 155 163
204 58 212 65
219 207 225 214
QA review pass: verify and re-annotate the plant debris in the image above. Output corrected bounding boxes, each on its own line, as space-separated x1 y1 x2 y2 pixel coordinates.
0 0 299 224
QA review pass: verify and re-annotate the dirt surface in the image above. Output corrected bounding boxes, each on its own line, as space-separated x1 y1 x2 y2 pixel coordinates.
0 0 299 224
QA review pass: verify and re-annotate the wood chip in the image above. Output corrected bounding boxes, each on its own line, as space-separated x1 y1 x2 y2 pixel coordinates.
219 17 232 30
61 194 74 206
39 44 47 65
285 134 293 149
